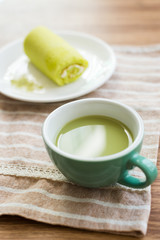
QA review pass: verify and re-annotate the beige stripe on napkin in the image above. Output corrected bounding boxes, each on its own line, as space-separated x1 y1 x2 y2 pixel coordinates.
0 44 160 237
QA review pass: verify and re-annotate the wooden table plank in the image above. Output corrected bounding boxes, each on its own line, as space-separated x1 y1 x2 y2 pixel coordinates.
0 0 159 239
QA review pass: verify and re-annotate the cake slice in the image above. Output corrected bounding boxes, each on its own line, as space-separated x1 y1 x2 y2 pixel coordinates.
24 26 88 86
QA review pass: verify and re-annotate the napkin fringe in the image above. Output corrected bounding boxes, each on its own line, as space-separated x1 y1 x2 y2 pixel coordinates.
0 164 150 193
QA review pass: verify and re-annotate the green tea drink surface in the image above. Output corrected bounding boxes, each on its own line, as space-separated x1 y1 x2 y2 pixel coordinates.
56 116 133 158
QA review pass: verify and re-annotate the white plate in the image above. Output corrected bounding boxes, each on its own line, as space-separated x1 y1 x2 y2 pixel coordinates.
0 31 116 103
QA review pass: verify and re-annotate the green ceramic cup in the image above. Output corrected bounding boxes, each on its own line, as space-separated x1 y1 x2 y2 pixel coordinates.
42 98 157 188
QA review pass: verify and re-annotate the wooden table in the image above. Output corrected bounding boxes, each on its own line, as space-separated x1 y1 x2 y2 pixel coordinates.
0 0 159 239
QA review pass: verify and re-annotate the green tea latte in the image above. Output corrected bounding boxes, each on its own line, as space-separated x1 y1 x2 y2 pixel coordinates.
56 115 133 158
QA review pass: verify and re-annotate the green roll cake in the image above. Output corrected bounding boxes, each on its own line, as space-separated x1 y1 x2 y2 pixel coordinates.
24 26 88 86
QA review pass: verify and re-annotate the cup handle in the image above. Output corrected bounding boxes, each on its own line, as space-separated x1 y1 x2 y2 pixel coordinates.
118 154 158 188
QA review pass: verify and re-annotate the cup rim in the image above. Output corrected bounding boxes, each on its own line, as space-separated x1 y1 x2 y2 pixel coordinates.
42 98 144 162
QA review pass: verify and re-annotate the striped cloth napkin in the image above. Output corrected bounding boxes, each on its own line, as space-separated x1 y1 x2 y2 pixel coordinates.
0 44 159 237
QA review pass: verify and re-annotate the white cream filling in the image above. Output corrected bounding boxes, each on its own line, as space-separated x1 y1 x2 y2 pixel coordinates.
61 64 84 79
